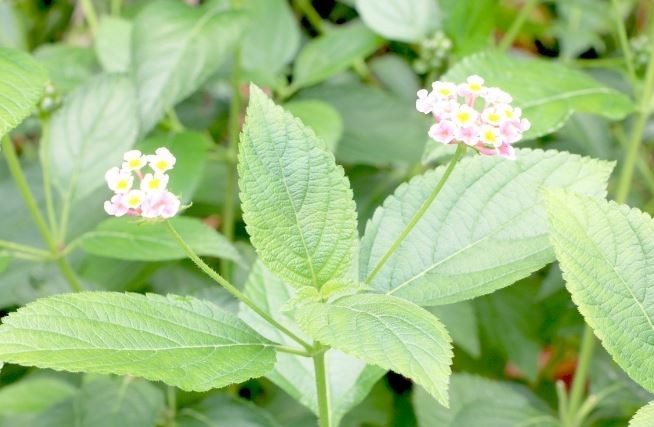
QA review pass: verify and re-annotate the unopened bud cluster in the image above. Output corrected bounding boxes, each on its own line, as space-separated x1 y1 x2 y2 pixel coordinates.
413 31 452 74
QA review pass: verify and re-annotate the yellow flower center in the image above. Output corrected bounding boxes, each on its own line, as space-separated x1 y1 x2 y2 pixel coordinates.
457 111 470 123
156 160 169 171
127 196 141 207
504 110 514 119
484 131 496 143
469 83 482 92
488 113 501 123
438 88 451 97
148 179 161 190
128 159 141 168
117 180 129 190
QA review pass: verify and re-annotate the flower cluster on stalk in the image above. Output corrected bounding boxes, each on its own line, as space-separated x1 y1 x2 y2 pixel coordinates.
416 75 531 159
104 148 180 219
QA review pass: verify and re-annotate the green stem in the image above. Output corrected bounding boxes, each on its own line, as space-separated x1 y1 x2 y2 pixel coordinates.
40 119 59 237
165 220 312 351
556 380 569 425
365 144 466 284
166 108 185 132
610 0 637 85
221 48 242 279
166 386 177 427
274 345 312 357
294 0 325 34
313 349 332 427
79 0 99 35
498 0 539 51
0 240 52 259
1 136 83 292
566 325 596 424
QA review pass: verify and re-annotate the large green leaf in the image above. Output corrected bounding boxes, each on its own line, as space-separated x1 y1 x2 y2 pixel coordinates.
360 149 613 306
442 51 634 138
355 0 441 42
239 261 384 425
79 216 241 262
439 0 497 56
238 85 358 289
631 402 654 427
177 395 281 427
294 293 453 405
34 44 99 93
95 17 132 73
0 292 276 391
132 0 247 132
46 73 139 204
544 190 654 392
0 377 76 415
284 100 343 152
293 21 382 89
428 301 479 358
0 48 47 139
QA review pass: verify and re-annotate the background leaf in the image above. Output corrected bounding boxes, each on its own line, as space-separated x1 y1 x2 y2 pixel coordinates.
284 100 343 152
238 85 358 289
360 149 613 306
355 0 441 42
0 376 76 415
0 292 276 392
630 401 654 427
95 17 132 73
544 189 654 392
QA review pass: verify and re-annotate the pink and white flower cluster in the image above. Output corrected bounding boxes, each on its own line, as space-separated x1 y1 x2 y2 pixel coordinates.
103 147 181 219
416 75 531 159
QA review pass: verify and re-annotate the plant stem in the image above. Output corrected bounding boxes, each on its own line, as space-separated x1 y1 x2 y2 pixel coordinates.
610 0 637 84
79 0 99 35
40 119 59 237
0 240 52 259
165 220 312 351
294 0 324 34
166 386 177 427
566 325 596 424
1 136 83 292
498 0 540 51
313 349 332 427
166 108 185 132
556 380 569 424
365 144 466 284
221 48 242 279
274 345 312 357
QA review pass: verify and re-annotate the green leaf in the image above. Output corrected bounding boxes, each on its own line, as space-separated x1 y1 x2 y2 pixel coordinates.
297 81 430 165
428 301 479 358
177 395 281 427
79 216 241 262
239 261 384 425
95 17 132 73
543 189 654 392
630 401 654 427
0 292 276 391
0 48 47 139
439 0 497 56
369 54 421 102
442 51 634 138
293 21 382 89
46 73 139 203
137 131 211 202
34 44 98 93
239 85 358 289
241 0 300 86
360 149 613 306
413 373 553 427
451 401 558 427
0 377 77 415
284 100 343 152
294 293 453 405
132 0 247 132
355 0 441 42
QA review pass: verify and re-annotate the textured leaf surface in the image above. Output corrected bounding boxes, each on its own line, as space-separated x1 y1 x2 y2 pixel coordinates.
360 149 613 306
630 401 654 427
294 293 453 405
293 21 382 89
239 261 384 425
79 216 241 262
177 395 281 427
0 48 47 139
132 0 247 132
239 85 358 289
443 52 634 138
47 73 139 203
0 292 276 391
544 190 654 392
355 0 440 42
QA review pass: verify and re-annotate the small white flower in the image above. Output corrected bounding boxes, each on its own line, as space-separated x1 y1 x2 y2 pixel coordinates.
140 173 169 193
141 191 181 219
122 150 147 171
123 190 145 209
431 81 458 99
104 194 129 217
105 167 133 194
483 87 513 105
458 74 485 97
147 147 176 174
481 107 504 126
479 125 502 147
453 104 478 127
416 89 435 114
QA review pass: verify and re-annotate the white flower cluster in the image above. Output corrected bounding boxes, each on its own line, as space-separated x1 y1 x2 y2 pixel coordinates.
416 75 531 159
104 148 180 219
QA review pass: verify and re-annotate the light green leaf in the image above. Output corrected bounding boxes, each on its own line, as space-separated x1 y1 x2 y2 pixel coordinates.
544 189 654 392
443 52 634 138
47 73 139 203
0 377 76 415
355 0 441 42
630 401 654 427
451 401 558 427
294 293 453 405
360 149 613 306
284 100 343 152
132 0 247 132
414 373 552 427
297 81 430 165
369 54 421 102
0 48 47 139
0 292 276 391
177 395 281 427
79 216 241 262
241 0 300 86
238 85 358 289
239 261 384 425
428 301 479 358
439 0 497 56
293 21 382 89
95 17 132 73
34 44 98 93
